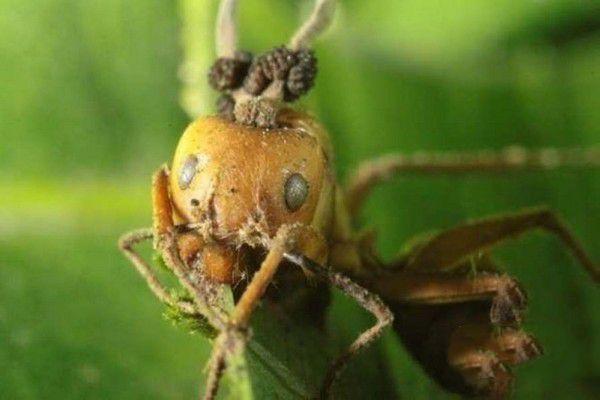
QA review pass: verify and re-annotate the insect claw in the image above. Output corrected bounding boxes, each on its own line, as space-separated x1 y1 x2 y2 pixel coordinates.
500 331 544 365
459 352 513 399
490 276 528 326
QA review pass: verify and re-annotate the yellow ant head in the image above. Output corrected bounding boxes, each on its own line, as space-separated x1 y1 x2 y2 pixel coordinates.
169 109 335 245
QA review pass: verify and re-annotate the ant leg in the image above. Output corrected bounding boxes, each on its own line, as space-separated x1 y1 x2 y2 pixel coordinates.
118 228 196 314
371 268 528 326
392 206 598 282
200 225 299 400
346 146 600 216
370 207 597 326
447 336 514 399
362 204 597 397
151 164 175 246
120 167 232 400
386 273 542 399
150 166 233 400
160 232 231 400
445 320 542 399
201 321 248 400
284 253 394 399
151 166 228 328
230 225 298 326
144 234 230 400
203 348 226 400
449 319 543 369
117 166 186 308
157 230 228 330
399 301 542 399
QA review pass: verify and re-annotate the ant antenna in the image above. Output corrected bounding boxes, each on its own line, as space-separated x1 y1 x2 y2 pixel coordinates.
215 0 238 58
208 0 337 128
289 0 336 50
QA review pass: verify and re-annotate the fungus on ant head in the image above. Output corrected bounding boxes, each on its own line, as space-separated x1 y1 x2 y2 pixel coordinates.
208 0 333 128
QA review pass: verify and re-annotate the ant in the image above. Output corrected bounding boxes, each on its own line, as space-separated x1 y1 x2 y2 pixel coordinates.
120 1 599 398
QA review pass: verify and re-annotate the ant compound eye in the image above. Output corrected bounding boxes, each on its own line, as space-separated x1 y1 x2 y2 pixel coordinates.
179 154 198 190
284 173 309 212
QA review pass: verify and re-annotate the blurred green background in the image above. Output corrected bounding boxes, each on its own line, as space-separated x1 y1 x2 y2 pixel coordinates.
1 0 599 399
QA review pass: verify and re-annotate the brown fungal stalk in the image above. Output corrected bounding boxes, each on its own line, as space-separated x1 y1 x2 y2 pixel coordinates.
208 0 334 128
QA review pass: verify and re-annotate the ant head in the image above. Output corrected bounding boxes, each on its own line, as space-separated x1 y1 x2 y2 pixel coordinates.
207 0 336 129
169 109 335 244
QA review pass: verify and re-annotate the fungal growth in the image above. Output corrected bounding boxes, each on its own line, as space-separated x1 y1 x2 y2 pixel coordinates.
208 0 335 128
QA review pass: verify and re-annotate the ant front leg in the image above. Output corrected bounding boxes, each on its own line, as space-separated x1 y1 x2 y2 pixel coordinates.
120 166 232 400
118 166 198 314
118 228 196 314
150 166 228 329
284 253 394 399
201 224 300 400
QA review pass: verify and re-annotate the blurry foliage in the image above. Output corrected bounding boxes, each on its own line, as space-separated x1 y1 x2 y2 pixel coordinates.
0 0 598 399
